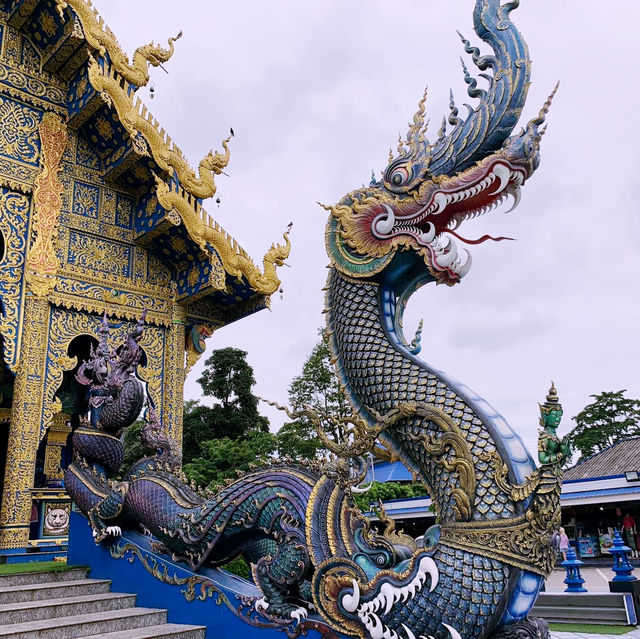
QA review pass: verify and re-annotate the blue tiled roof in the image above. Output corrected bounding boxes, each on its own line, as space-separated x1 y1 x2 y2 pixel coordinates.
366 461 413 483
562 485 640 501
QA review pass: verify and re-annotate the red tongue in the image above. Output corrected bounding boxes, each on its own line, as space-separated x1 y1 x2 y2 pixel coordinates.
443 229 514 245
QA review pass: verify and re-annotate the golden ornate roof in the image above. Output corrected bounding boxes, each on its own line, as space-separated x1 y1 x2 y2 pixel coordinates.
55 0 290 298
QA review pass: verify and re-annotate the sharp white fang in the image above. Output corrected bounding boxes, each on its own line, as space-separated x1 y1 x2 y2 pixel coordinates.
420 222 435 243
432 192 447 214
417 556 439 591
369 613 384 639
402 624 418 639
490 163 511 195
380 582 395 614
456 250 472 278
505 186 521 212
342 579 360 613
437 244 457 267
374 204 396 235
255 597 269 611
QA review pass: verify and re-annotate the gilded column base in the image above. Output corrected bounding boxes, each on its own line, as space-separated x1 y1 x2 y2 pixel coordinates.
0 525 30 550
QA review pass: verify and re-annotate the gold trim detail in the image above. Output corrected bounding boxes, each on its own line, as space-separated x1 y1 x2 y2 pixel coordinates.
55 0 181 88
440 495 560 577
110 540 233 605
25 112 67 297
0 189 30 371
51 276 173 327
49 2 290 300
162 303 186 445
439 463 563 576
156 178 291 296
406 406 476 522
86 55 231 200
0 296 50 548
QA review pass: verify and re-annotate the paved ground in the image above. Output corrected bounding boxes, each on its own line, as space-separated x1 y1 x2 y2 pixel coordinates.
546 566 617 593
550 632 640 639
546 567 637 638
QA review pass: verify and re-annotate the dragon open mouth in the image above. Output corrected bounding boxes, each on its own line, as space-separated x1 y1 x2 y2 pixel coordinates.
371 161 525 278
339 556 462 639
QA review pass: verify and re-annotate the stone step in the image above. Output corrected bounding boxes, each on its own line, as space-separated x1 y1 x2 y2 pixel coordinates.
536 591 628 607
0 592 137 625
75 623 206 639
0 568 88 587
0 578 111 604
0 606 167 639
533 604 628 624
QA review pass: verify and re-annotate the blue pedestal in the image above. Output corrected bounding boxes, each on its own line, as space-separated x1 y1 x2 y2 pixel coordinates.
68 511 348 639
561 547 587 593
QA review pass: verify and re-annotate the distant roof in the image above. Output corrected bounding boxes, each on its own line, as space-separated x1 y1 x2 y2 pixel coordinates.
366 461 413 483
564 438 640 481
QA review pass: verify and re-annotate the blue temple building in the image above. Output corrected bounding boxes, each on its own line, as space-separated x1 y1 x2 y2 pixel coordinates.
0 0 289 561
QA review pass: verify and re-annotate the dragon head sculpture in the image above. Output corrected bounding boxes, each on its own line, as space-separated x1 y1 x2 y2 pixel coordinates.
315 2 559 638
326 0 555 288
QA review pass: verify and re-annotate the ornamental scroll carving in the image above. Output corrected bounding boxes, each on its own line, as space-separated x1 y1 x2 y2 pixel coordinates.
26 112 68 297
0 189 30 371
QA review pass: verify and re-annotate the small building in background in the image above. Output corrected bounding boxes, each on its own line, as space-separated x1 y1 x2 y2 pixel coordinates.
370 438 640 558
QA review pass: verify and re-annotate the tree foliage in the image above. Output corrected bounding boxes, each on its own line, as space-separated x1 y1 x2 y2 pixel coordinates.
181 348 269 465
121 419 146 470
184 430 277 487
276 332 349 460
352 481 427 512
182 347 271 486
569 390 640 460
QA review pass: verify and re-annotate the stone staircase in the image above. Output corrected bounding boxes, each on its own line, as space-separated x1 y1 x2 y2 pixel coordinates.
0 566 206 638
532 592 634 625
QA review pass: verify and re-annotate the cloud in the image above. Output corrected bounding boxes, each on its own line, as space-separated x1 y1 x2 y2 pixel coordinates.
96 0 640 460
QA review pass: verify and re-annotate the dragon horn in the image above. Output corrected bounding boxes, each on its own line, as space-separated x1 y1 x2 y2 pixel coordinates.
427 0 531 176
527 82 560 132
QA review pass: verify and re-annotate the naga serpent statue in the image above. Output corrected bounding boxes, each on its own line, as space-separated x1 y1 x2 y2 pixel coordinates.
64 1 568 638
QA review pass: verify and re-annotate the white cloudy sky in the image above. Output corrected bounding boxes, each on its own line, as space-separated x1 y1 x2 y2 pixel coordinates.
96 1 640 459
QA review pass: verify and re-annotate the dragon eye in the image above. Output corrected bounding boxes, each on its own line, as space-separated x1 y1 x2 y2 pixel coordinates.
389 167 409 186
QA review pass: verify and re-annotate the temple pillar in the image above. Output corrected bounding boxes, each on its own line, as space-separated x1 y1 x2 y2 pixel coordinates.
0 112 66 550
162 303 186 447
0 295 50 549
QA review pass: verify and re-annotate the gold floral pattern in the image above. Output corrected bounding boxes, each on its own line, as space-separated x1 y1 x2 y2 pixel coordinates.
25 112 67 296
0 96 41 165
0 189 30 371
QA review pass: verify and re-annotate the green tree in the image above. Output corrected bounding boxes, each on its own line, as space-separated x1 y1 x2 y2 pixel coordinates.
352 481 428 512
182 348 270 465
196 347 269 439
182 400 215 465
121 419 146 470
184 430 277 488
276 331 349 460
181 347 272 487
569 390 640 460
